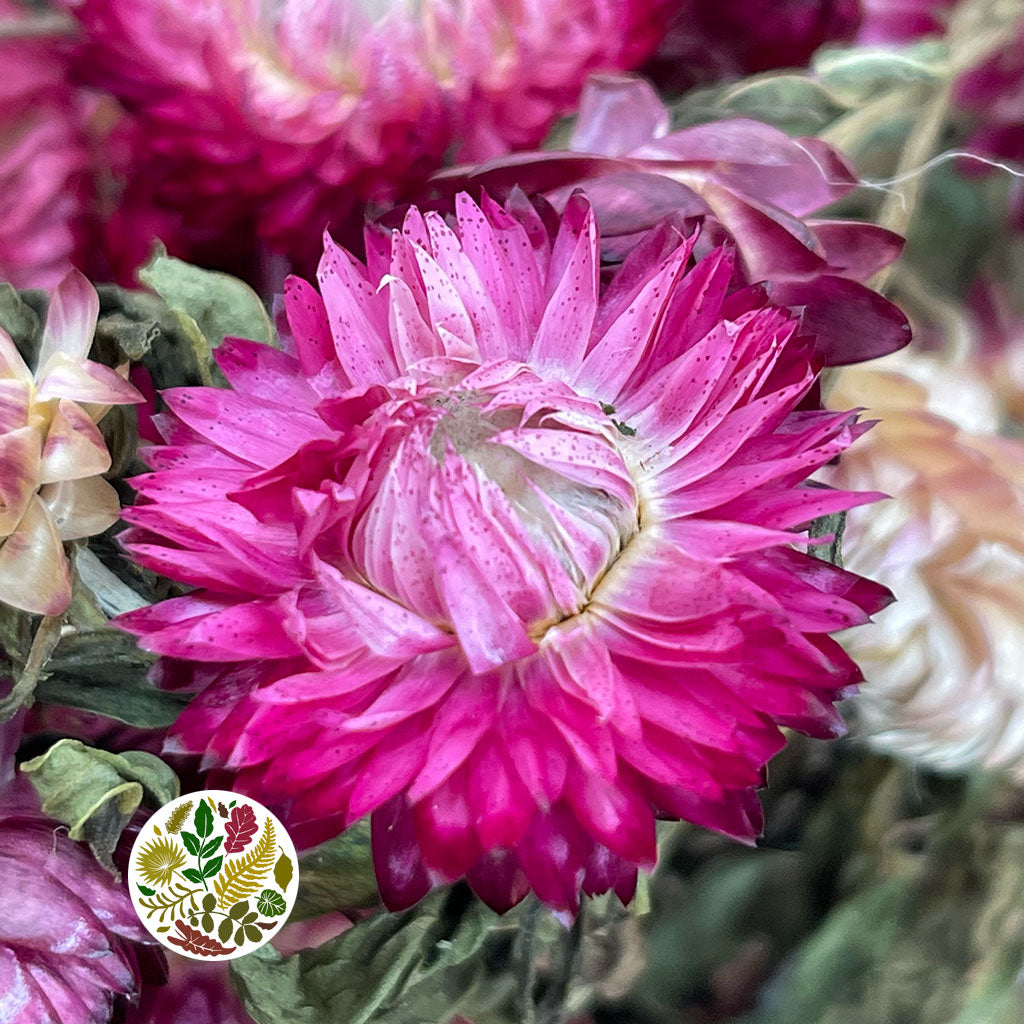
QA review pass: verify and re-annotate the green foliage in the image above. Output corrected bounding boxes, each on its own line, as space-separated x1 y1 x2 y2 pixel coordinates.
231 887 507 1024
137 243 275 373
290 820 379 919
20 738 179 875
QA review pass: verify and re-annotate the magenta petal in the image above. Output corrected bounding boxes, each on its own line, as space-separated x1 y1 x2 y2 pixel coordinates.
768 275 912 365
807 220 905 282
467 850 531 913
372 797 431 912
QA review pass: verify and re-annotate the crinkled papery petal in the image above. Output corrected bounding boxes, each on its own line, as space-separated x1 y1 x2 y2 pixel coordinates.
117 193 888 914
0 803 149 1024
37 269 101 366
0 495 72 615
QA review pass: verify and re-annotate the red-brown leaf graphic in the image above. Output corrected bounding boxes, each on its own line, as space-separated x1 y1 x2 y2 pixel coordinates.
224 804 258 853
167 920 236 957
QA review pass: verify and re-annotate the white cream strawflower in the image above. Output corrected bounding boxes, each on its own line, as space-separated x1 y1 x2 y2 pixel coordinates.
828 348 1024 779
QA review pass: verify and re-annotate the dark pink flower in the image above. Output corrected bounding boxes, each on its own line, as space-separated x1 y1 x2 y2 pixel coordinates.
118 194 890 913
57 0 668 274
125 958 251 1024
642 0 861 91
435 75 910 365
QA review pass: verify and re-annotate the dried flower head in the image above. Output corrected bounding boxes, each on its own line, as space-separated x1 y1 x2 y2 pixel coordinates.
120 194 889 912
0 270 142 615
828 350 1024 779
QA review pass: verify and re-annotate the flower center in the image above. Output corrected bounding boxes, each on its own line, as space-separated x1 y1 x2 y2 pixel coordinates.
346 364 640 670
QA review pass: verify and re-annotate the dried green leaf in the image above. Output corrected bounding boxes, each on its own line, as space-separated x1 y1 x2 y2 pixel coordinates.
231 886 524 1024
0 283 40 357
291 820 378 919
20 738 179 876
716 73 847 135
137 244 275 354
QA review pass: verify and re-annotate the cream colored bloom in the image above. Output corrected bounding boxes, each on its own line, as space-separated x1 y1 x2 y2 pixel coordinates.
0 270 141 615
827 350 1024 779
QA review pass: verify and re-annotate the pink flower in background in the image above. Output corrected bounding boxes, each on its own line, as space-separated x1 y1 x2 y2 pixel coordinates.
436 75 911 366
119 193 889 913
641 0 952 91
58 0 668 275
0 0 96 288
854 0 954 45
642 0 861 91
0 270 141 615
126 958 251 1024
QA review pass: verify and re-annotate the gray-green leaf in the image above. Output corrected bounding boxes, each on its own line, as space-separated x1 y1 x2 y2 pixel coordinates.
20 739 179 876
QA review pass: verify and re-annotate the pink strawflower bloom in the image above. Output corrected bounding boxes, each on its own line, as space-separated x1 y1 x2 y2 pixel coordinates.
437 75 911 366
0 713 153 1024
59 0 668 273
0 270 141 615
119 194 890 912
0 0 96 288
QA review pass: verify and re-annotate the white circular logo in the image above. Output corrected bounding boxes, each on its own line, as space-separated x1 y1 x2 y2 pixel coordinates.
128 790 298 960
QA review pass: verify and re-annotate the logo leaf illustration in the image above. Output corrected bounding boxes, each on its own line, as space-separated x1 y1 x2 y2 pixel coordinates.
180 831 200 856
137 884 156 896
202 854 224 878
200 836 223 859
182 868 204 884
256 889 287 917
194 800 214 839
137 836 188 887
165 800 193 835
167 920 236 957
273 851 294 891
137 883 202 923
223 804 258 853
214 818 276 908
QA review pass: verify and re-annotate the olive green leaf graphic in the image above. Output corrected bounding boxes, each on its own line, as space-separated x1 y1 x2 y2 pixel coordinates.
137 882 203 923
214 818 276 908
165 799 193 835
257 889 287 918
273 852 293 891
137 835 187 887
